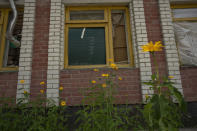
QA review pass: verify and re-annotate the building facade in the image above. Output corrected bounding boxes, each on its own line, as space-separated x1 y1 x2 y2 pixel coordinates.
0 0 197 106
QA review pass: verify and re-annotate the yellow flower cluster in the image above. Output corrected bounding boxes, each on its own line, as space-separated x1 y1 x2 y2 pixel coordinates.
110 63 118 70
168 76 174 79
118 77 122 81
141 41 163 52
20 80 25 84
24 90 28 94
102 83 107 88
91 80 96 84
102 74 109 77
40 89 44 94
93 69 99 72
59 86 64 91
40 81 45 85
61 101 66 106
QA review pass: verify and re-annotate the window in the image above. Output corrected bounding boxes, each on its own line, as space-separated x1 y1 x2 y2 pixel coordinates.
0 9 23 71
64 6 133 68
171 4 197 66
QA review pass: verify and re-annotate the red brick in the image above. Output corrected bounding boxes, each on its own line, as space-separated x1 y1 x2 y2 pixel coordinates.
30 0 50 101
60 68 142 106
181 67 197 102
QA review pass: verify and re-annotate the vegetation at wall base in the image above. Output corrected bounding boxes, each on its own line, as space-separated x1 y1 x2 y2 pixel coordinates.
0 41 191 130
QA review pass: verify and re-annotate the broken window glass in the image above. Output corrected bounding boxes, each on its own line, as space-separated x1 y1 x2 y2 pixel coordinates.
2 10 23 67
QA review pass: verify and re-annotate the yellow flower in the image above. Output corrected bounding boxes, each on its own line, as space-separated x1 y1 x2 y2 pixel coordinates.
93 69 99 72
20 80 25 84
40 89 44 94
168 76 174 79
114 66 118 70
61 101 66 106
102 74 109 77
40 81 45 85
24 90 28 94
59 86 64 91
153 41 163 51
91 80 96 84
110 63 118 70
141 41 163 52
110 63 116 68
118 77 122 81
102 83 107 88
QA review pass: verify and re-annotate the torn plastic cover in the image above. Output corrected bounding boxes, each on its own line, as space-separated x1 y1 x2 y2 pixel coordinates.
173 22 197 66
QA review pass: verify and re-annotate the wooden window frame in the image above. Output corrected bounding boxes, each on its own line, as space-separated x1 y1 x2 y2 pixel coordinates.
171 4 197 21
0 9 18 71
0 8 23 71
64 6 134 69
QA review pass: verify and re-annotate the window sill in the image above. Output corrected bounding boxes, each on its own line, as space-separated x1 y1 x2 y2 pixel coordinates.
63 64 136 70
180 65 197 69
0 67 18 73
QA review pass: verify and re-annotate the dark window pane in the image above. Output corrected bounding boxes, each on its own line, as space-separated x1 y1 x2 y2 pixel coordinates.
68 27 106 65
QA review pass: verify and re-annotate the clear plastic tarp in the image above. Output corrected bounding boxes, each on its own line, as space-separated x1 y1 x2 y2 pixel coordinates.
172 8 197 18
173 22 197 66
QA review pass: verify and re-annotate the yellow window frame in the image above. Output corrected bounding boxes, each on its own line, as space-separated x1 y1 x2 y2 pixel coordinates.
64 6 134 69
171 4 197 21
0 8 23 71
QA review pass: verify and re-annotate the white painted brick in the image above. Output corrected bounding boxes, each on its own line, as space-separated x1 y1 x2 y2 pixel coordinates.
17 0 35 103
159 0 183 94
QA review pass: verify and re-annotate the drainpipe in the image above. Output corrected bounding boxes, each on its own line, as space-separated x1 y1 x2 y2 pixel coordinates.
7 0 20 48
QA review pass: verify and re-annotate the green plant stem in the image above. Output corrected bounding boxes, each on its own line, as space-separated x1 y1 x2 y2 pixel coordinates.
152 52 161 95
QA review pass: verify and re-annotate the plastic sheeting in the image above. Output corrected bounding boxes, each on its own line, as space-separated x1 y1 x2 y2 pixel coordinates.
173 22 197 66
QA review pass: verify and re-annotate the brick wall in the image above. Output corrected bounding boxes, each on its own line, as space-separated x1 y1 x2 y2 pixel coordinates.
60 68 141 106
0 72 18 101
1 0 196 105
30 0 50 99
143 0 168 77
181 67 197 101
